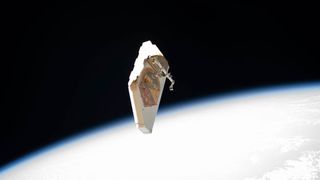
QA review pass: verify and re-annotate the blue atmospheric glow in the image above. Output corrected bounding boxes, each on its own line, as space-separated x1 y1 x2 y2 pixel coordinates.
1 81 320 174
0 119 130 175
160 81 320 114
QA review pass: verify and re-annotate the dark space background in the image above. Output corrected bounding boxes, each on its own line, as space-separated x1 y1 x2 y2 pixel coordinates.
2 2 319 167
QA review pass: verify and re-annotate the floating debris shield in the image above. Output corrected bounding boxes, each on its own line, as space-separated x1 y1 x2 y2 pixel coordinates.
128 41 174 133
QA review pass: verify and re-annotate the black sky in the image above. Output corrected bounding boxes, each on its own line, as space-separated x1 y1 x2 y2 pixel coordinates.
2 1 319 167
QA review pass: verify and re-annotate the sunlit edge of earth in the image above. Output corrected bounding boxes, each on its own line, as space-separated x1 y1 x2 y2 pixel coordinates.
1 81 320 175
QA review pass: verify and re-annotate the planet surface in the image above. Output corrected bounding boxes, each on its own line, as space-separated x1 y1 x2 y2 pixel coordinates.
1 83 320 180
